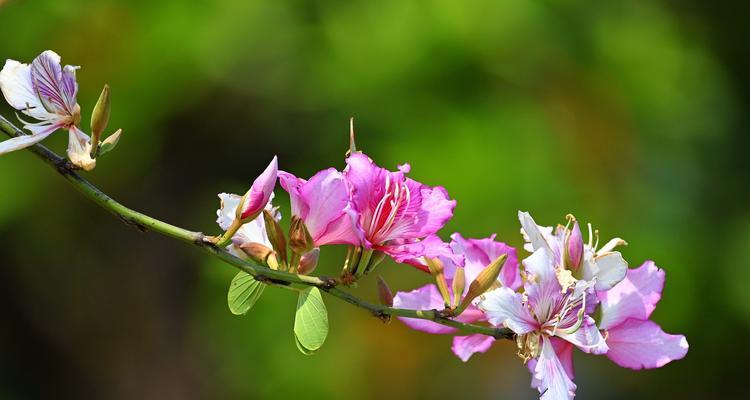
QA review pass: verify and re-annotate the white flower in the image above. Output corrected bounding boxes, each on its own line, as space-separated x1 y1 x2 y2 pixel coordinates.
519 211 627 292
0 50 95 170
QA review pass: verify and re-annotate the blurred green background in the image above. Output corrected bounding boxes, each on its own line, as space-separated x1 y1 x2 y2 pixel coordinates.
1 0 747 398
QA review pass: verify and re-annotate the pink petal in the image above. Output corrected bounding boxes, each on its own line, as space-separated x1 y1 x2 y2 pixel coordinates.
479 287 538 334
409 183 456 239
381 234 459 272
533 336 577 400
605 318 688 370
450 232 521 291
240 156 277 220
343 152 379 215
393 284 456 334
279 169 361 246
451 334 495 362
597 260 664 330
278 170 308 218
299 168 359 245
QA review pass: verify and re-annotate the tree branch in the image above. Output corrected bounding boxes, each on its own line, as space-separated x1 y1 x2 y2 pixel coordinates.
0 115 513 340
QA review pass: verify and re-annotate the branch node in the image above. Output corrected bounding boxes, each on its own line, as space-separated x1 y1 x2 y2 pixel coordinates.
319 276 338 289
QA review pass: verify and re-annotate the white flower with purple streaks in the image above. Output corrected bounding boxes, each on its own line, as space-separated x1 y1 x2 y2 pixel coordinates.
479 248 608 400
597 260 688 370
519 211 627 292
0 51 95 170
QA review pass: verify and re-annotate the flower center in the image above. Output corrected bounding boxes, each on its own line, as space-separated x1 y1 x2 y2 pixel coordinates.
516 331 541 363
367 173 411 244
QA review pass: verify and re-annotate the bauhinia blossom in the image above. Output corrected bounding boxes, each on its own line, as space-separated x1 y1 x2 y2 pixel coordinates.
278 167 360 247
0 50 96 170
238 156 278 221
479 248 609 400
344 152 456 269
393 233 520 361
597 260 688 370
214 157 278 248
519 211 627 292
216 191 279 264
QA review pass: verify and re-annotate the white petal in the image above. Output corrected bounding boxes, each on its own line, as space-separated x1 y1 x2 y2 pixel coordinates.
519 211 554 257
534 336 577 400
66 127 95 171
0 128 56 155
0 59 50 120
555 316 609 355
592 252 628 291
479 287 537 334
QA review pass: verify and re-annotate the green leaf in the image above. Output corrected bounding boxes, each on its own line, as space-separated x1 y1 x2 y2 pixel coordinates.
227 271 265 315
294 335 317 355
293 287 328 354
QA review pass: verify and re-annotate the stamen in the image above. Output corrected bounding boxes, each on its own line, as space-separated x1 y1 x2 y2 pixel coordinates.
594 229 600 250
587 223 594 248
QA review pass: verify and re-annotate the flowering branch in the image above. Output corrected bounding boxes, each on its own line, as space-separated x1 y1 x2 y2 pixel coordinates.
0 115 513 341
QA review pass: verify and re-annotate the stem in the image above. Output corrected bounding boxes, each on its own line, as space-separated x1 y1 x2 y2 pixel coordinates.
0 115 513 340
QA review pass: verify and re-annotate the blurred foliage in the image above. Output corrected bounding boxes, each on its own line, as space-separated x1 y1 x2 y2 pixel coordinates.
1 0 748 399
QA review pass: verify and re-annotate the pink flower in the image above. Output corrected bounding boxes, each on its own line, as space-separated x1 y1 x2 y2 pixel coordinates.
238 156 278 221
344 152 456 264
479 249 609 400
392 234 520 361
278 168 360 246
448 233 521 291
0 51 95 170
597 261 688 370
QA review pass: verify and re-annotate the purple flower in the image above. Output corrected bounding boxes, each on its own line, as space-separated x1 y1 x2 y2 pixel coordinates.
278 168 360 246
597 261 688 370
479 249 608 400
0 51 95 169
392 234 520 361
344 152 455 265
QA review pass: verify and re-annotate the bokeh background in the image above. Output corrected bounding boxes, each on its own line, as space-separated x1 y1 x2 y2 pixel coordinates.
1 0 747 398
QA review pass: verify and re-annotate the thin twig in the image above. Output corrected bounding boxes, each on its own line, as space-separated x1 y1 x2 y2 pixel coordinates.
0 115 513 340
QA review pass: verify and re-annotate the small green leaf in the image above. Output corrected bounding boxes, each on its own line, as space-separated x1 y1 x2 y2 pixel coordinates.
227 271 265 315
294 334 317 355
294 287 328 354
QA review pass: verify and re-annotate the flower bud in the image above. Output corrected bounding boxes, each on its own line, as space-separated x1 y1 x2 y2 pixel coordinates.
376 276 394 307
425 257 451 308
97 129 122 156
237 156 278 222
451 267 466 309
297 248 320 275
456 253 507 314
239 242 276 267
90 84 110 147
263 209 288 268
289 216 314 255
565 219 584 270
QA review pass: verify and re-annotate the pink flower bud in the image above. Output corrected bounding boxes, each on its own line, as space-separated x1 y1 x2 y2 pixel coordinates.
297 248 320 275
238 156 278 221
565 220 584 270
